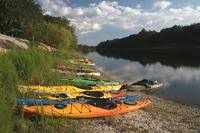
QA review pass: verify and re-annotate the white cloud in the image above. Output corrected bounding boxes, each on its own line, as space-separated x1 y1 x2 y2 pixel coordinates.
36 0 200 44
153 1 171 10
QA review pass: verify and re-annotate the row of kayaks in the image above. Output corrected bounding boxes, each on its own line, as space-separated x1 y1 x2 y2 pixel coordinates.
16 79 150 118
58 58 100 76
15 59 157 118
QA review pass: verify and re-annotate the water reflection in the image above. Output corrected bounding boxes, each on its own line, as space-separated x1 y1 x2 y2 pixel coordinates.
85 52 200 107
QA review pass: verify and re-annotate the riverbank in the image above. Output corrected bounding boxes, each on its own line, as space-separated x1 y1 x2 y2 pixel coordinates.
1 46 199 132
71 65 200 132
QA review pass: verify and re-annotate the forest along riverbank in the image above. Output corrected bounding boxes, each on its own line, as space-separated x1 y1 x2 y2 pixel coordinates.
72 63 200 132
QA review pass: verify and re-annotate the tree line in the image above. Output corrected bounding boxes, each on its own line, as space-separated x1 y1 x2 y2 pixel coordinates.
0 0 77 48
97 23 200 50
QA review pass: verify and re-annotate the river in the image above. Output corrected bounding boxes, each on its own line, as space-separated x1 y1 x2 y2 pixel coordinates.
85 52 200 107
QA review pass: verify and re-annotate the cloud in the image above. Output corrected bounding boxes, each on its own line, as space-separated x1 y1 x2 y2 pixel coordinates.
153 1 171 10
36 0 200 44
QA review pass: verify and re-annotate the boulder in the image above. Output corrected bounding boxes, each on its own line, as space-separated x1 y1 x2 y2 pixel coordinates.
38 43 56 52
0 33 29 49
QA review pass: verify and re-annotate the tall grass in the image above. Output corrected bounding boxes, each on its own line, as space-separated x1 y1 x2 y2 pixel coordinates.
0 56 17 133
6 49 60 85
0 48 80 132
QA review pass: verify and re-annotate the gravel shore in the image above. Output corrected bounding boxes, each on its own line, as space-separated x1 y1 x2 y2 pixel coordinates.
69 65 200 133
65 91 199 133
55 64 200 132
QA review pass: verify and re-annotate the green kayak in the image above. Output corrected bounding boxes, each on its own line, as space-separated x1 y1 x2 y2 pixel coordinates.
60 78 119 85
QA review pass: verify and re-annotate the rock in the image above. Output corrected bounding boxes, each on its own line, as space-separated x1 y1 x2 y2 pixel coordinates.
38 43 56 52
0 34 57 53
0 33 29 49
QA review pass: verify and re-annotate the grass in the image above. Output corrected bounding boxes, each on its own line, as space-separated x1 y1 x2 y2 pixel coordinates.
0 47 81 133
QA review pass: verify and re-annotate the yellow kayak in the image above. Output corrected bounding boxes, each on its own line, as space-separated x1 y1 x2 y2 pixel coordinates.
18 84 123 94
43 90 126 100
69 59 95 66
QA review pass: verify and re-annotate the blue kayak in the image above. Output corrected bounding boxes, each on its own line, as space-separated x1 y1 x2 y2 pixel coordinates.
16 95 140 106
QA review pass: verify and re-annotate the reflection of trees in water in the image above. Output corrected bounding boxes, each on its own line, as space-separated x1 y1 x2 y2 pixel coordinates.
96 49 200 68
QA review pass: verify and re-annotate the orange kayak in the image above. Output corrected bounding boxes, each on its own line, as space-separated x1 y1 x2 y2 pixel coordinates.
22 99 151 118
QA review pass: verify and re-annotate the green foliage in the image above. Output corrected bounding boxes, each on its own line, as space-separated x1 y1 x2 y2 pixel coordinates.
0 0 80 131
0 0 77 48
0 0 79 132
0 55 18 94
0 96 13 133
5 49 60 85
97 23 200 67
0 48 80 132
0 0 43 32
23 22 75 48
76 44 96 54
44 15 71 31
44 15 77 46
0 55 18 133
97 23 200 49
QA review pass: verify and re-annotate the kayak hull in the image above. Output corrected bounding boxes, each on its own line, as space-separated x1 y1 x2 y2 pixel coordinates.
77 72 101 76
129 83 163 91
70 59 95 66
45 90 126 100
18 84 123 94
60 78 119 86
23 99 151 118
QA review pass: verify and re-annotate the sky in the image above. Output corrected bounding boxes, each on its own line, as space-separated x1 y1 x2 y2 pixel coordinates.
35 0 200 45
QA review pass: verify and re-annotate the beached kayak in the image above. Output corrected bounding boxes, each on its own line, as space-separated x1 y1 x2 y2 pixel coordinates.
60 78 120 85
17 95 138 106
129 79 163 91
69 59 95 66
43 90 126 100
66 67 101 76
76 71 101 76
22 99 151 118
18 84 124 93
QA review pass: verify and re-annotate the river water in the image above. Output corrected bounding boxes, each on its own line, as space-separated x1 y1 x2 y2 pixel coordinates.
85 52 200 107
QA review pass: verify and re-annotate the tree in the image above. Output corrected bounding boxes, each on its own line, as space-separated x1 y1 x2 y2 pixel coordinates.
0 0 43 34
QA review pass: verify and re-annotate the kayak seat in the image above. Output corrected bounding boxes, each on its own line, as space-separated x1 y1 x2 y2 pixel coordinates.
86 100 117 110
82 91 104 97
54 104 67 109
75 85 93 90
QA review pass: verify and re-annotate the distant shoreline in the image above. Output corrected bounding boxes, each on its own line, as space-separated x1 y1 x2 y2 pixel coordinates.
94 48 200 67
97 47 200 55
